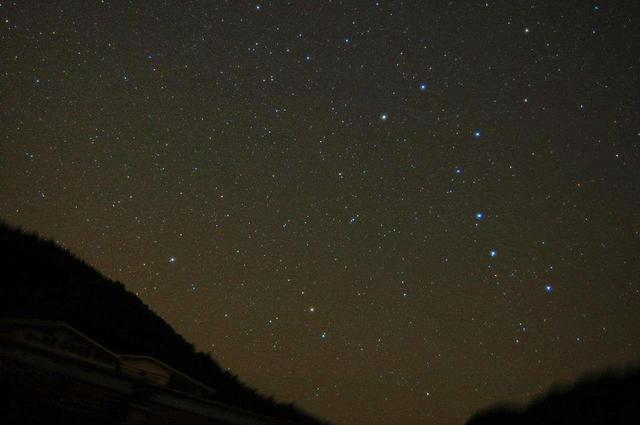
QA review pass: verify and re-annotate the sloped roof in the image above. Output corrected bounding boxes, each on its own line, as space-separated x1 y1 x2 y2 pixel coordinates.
0 318 215 397
121 354 217 396
0 318 121 365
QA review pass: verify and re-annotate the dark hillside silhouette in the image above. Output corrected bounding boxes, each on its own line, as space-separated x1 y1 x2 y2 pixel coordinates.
466 368 640 425
0 221 327 424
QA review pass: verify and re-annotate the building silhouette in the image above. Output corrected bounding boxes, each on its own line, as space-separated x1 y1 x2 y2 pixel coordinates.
0 319 296 425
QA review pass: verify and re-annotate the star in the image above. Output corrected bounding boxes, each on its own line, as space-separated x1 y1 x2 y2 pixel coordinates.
3 2 634 423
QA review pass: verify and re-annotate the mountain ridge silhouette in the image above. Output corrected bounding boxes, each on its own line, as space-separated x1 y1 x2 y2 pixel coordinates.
0 220 328 425
466 367 640 425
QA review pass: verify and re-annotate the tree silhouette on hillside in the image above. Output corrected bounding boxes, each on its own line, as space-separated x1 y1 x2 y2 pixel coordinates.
0 221 328 425
466 368 640 425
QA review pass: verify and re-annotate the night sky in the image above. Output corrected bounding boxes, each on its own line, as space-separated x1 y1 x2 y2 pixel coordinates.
2 1 639 424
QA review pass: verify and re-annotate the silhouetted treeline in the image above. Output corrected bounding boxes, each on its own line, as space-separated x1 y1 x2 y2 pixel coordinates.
466 368 640 425
0 221 328 425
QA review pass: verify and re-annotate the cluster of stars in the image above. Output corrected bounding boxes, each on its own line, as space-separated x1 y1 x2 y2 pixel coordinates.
1 1 637 425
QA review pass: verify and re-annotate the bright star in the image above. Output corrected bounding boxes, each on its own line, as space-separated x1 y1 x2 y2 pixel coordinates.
380 113 389 121
475 212 485 220
419 82 428 92
490 250 497 257
545 284 554 293
169 256 176 263
473 129 482 139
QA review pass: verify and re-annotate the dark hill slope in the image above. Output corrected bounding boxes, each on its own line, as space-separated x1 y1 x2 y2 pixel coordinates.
0 221 327 425
466 368 640 425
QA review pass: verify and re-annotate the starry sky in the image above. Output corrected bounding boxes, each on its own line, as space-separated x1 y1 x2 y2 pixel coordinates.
1 1 639 424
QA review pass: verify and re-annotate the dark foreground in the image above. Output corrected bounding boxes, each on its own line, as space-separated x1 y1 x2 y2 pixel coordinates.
467 368 640 425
